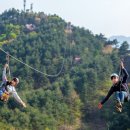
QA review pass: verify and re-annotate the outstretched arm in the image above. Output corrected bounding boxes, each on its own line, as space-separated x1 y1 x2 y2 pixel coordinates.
101 87 114 104
98 87 114 109
12 90 26 108
2 64 8 83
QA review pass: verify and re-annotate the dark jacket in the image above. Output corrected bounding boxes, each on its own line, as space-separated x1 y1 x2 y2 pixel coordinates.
101 68 129 105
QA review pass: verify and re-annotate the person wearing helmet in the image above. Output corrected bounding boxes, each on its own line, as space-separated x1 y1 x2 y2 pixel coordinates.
0 64 26 108
98 61 129 112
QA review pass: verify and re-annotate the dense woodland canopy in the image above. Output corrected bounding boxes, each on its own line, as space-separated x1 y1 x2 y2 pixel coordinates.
0 8 130 130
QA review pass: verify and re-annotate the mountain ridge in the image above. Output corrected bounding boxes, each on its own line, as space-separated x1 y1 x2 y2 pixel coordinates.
109 35 130 44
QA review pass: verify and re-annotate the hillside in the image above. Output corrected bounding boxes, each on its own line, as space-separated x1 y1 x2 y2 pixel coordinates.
0 8 130 130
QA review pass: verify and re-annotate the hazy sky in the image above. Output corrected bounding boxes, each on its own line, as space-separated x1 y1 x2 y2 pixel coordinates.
0 0 130 37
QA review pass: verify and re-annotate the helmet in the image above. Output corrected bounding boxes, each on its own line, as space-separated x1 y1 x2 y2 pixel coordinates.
12 77 20 84
110 73 119 79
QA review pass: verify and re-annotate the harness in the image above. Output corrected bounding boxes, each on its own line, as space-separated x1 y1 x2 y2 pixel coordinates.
0 83 9 102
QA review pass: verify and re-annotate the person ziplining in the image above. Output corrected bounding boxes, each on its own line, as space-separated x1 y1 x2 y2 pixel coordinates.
98 61 129 112
0 63 26 108
0 44 67 108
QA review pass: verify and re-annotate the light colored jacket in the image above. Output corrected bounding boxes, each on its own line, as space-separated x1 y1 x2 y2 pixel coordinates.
1 68 23 104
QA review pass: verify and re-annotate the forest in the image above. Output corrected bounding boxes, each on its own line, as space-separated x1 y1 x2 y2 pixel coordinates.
0 8 130 130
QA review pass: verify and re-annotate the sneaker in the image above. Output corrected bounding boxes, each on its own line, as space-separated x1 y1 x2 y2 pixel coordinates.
116 105 122 112
116 101 122 108
115 101 122 113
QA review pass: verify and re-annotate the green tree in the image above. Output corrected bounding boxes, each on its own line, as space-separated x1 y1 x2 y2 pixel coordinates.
119 41 129 56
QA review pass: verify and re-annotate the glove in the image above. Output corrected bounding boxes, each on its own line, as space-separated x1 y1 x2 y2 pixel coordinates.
98 102 103 109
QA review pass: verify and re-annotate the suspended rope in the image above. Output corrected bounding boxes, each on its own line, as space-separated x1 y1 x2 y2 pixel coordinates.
6 52 11 79
65 22 74 70
119 58 124 82
0 47 66 77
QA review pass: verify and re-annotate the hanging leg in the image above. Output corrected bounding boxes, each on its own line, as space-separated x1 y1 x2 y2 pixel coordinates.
115 91 121 102
120 91 128 104
115 91 122 112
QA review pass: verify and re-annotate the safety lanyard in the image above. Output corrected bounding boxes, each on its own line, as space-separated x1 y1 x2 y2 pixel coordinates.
6 52 11 79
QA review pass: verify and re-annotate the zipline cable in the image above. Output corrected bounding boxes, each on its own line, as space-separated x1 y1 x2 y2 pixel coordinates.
0 47 66 77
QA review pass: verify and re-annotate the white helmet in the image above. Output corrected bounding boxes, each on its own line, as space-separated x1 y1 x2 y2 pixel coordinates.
110 73 119 79
13 77 20 84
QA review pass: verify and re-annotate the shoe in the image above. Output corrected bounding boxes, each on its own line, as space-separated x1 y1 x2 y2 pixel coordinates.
115 101 122 113
116 101 122 108
116 105 122 112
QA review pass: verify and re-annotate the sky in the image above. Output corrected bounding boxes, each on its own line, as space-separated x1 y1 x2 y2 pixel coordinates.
0 0 130 37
